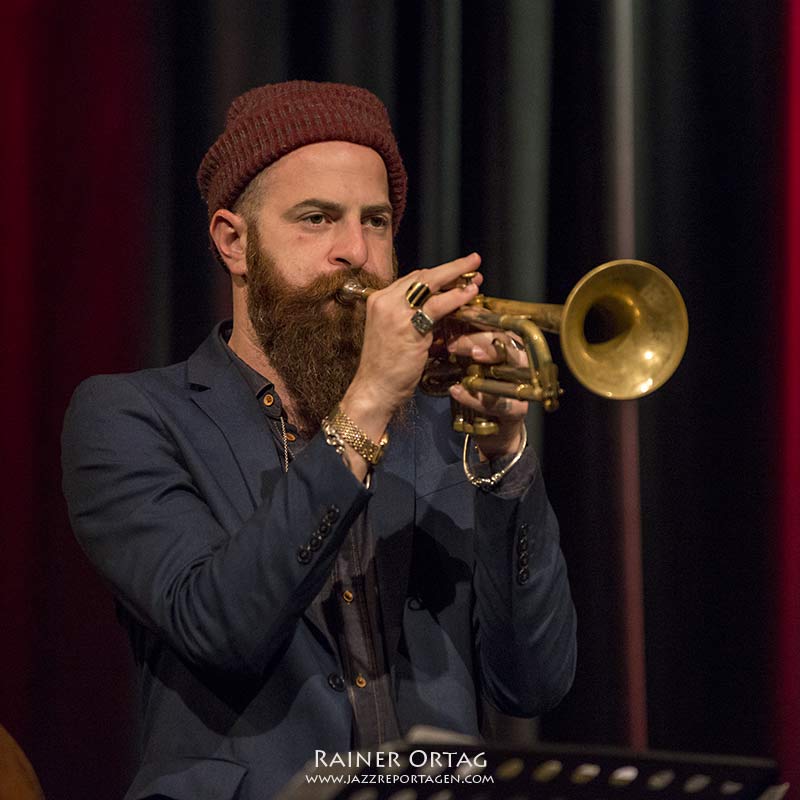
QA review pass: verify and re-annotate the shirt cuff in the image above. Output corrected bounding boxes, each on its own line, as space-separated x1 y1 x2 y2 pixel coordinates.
471 445 537 498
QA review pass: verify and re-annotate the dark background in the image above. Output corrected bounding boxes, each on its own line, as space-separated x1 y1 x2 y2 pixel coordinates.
2 2 797 797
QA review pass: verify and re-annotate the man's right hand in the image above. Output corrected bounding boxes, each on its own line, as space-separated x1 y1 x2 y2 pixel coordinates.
337 252 483 476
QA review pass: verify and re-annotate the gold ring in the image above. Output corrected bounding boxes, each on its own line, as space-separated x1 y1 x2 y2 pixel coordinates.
405 281 432 309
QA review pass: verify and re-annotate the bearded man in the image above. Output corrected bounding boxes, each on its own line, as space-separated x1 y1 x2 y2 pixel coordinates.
62 81 576 800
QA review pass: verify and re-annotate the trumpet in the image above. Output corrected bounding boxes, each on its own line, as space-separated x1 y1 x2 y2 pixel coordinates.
337 259 689 435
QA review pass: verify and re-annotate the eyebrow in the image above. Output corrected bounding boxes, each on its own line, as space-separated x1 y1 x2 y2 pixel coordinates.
284 198 393 219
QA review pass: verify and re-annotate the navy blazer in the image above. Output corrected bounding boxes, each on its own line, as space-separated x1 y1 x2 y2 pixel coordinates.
61 323 576 800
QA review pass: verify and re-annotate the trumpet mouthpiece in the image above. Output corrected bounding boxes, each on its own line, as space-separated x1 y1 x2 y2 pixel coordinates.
336 278 370 305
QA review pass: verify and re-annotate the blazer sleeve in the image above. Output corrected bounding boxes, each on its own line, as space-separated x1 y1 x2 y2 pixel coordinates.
61 374 370 678
472 452 577 717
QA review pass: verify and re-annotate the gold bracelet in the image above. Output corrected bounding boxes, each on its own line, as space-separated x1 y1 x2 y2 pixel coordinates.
462 424 527 489
322 404 389 466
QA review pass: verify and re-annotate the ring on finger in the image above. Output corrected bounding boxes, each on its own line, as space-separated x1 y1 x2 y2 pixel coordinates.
410 309 435 335
405 281 432 309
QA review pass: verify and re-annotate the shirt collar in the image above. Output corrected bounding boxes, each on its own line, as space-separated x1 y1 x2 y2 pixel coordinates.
219 322 285 419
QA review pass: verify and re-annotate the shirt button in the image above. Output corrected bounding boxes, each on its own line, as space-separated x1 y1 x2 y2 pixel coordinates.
355 675 367 689
262 394 274 407
327 673 345 692
342 590 354 604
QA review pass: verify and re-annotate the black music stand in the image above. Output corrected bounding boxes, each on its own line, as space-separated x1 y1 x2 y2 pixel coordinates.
276 728 786 800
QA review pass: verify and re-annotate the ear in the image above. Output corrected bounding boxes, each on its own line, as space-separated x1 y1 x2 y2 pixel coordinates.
209 209 249 276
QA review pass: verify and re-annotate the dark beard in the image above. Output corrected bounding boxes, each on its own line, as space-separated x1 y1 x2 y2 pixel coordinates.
245 228 391 437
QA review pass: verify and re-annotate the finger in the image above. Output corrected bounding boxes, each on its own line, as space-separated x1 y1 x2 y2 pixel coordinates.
397 256 483 315
493 334 528 366
387 254 482 298
419 252 482 292
420 280 479 320
450 383 528 419
446 332 528 367
447 331 507 361
375 255 482 313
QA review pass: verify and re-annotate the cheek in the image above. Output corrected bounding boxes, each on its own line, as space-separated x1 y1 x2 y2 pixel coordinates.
369 242 396 282
274 241 326 286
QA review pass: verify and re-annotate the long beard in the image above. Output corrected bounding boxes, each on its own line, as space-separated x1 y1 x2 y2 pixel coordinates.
245 229 390 437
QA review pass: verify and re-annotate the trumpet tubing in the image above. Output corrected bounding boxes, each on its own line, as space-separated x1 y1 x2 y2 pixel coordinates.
336 259 689 433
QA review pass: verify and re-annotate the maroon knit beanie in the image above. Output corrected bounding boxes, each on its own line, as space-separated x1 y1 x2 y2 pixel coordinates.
197 80 407 231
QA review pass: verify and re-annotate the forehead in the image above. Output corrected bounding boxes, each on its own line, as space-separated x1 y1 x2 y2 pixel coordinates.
258 141 390 201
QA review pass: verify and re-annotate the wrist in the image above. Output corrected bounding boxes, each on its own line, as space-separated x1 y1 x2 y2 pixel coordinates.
475 422 525 461
463 424 528 490
339 380 394 445
323 404 389 465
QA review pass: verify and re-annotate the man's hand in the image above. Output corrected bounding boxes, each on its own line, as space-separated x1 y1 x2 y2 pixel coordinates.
338 253 483 472
446 331 529 460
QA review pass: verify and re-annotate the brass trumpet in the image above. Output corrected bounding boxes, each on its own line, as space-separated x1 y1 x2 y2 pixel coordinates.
337 259 689 435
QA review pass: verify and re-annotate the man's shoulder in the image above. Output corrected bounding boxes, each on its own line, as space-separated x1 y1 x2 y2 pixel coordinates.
66 323 230 417
71 361 187 405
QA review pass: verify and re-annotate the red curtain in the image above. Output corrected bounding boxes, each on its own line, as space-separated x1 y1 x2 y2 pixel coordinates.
778 0 800 791
0 2 153 795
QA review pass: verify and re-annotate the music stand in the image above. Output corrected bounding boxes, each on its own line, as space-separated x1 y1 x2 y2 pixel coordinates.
277 730 786 800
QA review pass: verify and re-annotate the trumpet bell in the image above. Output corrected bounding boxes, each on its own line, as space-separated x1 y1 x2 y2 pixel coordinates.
560 260 689 399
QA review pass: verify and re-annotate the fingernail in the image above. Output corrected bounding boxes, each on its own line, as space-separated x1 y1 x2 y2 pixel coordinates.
472 346 487 359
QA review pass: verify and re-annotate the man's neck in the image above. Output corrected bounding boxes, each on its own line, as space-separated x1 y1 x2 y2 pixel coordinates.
228 321 302 428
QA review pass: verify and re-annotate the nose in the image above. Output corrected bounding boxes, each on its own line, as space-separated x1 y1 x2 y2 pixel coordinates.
329 218 368 269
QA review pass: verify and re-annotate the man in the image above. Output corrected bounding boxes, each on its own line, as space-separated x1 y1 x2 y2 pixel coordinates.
62 81 576 800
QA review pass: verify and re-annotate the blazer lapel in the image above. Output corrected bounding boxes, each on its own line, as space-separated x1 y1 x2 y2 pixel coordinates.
186 325 279 515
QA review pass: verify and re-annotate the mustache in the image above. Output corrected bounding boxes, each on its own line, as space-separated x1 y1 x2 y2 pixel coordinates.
284 267 389 306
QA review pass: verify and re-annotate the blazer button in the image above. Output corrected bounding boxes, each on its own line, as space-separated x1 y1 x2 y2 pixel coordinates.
327 673 345 692
325 505 340 523
296 546 312 565
316 523 331 541
517 567 530 585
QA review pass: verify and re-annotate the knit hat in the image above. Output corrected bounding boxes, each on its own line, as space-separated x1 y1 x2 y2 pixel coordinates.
197 80 407 231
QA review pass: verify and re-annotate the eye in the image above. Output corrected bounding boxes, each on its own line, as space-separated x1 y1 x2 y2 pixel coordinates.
303 213 327 225
365 215 390 230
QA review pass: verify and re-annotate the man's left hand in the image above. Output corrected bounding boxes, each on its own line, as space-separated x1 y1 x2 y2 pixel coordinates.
446 331 529 460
